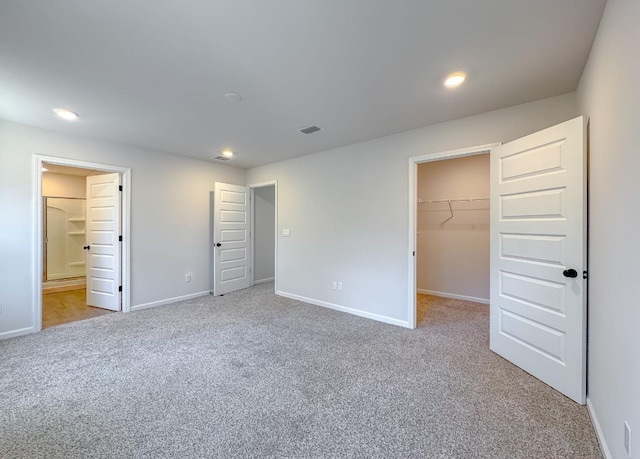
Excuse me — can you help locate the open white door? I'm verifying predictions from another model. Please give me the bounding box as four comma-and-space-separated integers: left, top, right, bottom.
490, 117, 586, 404
85, 173, 121, 311
214, 182, 251, 295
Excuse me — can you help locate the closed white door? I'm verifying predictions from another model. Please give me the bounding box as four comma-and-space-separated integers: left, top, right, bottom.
85, 173, 121, 311
490, 116, 586, 404
214, 182, 251, 295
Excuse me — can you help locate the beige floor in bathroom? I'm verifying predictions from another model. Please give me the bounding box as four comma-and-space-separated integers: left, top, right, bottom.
42, 288, 113, 329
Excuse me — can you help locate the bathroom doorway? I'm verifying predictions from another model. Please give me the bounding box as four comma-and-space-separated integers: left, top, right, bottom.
36, 157, 131, 330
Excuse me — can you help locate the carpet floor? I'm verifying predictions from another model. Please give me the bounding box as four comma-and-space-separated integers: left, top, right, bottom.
0, 283, 601, 458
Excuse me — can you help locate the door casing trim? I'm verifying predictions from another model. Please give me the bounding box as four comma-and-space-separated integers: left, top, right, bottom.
407, 143, 500, 329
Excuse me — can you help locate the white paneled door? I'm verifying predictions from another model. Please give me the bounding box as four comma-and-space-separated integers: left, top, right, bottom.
490, 117, 587, 404
85, 173, 122, 311
214, 182, 251, 295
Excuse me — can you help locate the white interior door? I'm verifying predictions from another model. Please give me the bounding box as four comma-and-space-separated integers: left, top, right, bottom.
85, 173, 121, 311
214, 182, 251, 295
490, 116, 586, 404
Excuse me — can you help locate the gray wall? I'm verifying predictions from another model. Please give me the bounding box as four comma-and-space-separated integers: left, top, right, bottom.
577, 0, 640, 456
247, 93, 578, 326
0, 120, 245, 338
253, 186, 275, 282
417, 154, 489, 302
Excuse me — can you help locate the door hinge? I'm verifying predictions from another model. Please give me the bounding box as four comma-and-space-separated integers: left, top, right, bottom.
583, 271, 588, 279
413, 251, 415, 256
119, 185, 123, 192
119, 235, 123, 242
118, 285, 122, 292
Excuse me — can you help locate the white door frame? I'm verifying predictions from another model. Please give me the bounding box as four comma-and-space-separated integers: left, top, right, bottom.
248, 180, 278, 292
407, 143, 500, 329
34, 155, 132, 331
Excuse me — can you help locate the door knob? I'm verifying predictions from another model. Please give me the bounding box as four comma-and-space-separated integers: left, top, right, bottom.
215, 243, 221, 247
563, 269, 578, 278
83, 245, 90, 250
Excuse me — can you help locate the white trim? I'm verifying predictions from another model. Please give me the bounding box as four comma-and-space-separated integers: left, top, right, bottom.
249, 187, 255, 286
248, 180, 278, 188
0, 327, 36, 341
587, 397, 613, 459
276, 290, 410, 328
417, 289, 489, 305
248, 180, 278, 292
131, 290, 211, 312
407, 143, 499, 330
254, 277, 275, 285
34, 155, 132, 336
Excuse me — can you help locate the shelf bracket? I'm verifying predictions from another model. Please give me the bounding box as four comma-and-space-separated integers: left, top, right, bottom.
442, 200, 454, 224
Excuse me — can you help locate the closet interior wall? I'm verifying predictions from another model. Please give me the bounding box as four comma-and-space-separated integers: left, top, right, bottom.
417, 154, 490, 302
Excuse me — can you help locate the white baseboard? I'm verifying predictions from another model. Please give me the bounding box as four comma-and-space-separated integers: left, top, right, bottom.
131, 290, 211, 312
276, 290, 410, 328
417, 289, 489, 305
587, 397, 613, 459
254, 277, 275, 285
0, 326, 35, 341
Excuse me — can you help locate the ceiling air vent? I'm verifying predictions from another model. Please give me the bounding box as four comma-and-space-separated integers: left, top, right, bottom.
299, 125, 321, 135
213, 155, 230, 161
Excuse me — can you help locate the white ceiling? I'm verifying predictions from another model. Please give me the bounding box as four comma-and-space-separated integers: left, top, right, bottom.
0, 0, 605, 168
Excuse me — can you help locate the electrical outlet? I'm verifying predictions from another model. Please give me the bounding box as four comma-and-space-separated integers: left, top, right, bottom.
337, 282, 343, 291
185, 273, 192, 283
625, 421, 631, 457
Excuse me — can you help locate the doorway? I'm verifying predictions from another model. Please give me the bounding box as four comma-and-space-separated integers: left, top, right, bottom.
250, 182, 277, 289
211, 181, 278, 296
408, 144, 498, 328
34, 156, 131, 332
415, 153, 490, 324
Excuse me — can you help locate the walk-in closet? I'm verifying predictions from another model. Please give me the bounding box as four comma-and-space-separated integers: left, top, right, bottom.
416, 153, 490, 323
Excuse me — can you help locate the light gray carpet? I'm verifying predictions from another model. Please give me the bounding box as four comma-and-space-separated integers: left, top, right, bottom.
0, 284, 601, 458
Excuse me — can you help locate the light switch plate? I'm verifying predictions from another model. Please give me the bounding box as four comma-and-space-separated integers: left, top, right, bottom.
282, 229, 291, 237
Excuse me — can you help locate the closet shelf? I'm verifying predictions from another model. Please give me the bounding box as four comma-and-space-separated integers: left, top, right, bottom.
67, 217, 86, 222
67, 231, 86, 236
417, 197, 489, 223
418, 197, 489, 209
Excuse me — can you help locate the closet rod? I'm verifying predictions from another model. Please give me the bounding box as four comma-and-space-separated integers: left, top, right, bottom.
417, 196, 489, 204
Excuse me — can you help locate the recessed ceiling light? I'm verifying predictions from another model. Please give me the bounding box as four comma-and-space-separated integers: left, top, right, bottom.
53, 108, 79, 121
224, 93, 242, 103
221, 149, 234, 158
444, 72, 466, 88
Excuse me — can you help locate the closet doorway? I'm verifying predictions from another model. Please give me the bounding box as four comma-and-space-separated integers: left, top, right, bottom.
250, 182, 277, 289
408, 143, 498, 328
35, 156, 131, 331
414, 151, 491, 325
